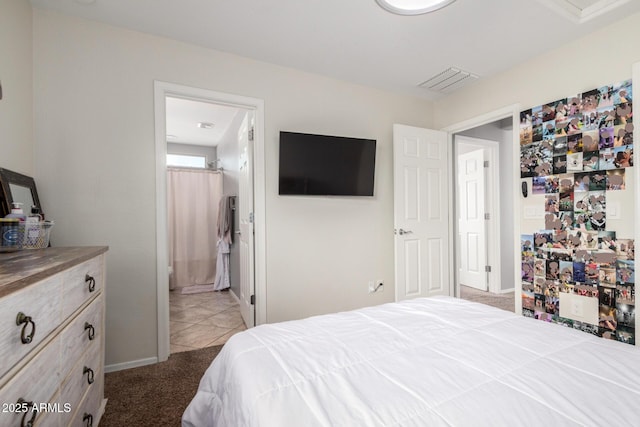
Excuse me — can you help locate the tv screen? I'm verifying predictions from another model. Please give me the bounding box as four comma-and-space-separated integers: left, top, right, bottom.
279, 131, 376, 196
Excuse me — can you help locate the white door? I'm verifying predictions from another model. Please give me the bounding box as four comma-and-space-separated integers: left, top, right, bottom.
238, 112, 255, 327
457, 149, 487, 291
393, 124, 450, 301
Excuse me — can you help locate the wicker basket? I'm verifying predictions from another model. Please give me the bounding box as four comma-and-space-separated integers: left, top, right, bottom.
21, 221, 54, 249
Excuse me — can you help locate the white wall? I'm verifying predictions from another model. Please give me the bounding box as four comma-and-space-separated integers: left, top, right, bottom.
32, 10, 433, 366
0, 0, 33, 175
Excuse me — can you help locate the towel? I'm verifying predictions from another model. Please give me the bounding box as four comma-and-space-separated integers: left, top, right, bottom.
217, 196, 234, 245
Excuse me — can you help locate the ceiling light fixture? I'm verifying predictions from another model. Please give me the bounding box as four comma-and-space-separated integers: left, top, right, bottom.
375, 0, 456, 15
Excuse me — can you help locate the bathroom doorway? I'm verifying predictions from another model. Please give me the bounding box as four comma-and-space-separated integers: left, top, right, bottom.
154, 82, 266, 362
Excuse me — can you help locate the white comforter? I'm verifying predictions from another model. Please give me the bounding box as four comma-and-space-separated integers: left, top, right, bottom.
183, 296, 640, 426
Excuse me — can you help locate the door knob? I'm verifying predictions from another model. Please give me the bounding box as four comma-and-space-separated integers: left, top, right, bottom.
398, 229, 413, 235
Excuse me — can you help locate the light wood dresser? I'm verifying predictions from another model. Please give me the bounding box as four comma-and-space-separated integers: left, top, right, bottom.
0, 247, 108, 427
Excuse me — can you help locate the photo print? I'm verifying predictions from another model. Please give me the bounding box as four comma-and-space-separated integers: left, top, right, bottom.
545, 213, 561, 230
585, 262, 599, 285
616, 239, 635, 261
535, 258, 546, 278
598, 231, 617, 252
599, 286, 616, 307
522, 260, 534, 283
545, 296, 560, 315
553, 155, 567, 174
532, 176, 546, 194
545, 175, 559, 193
616, 284, 635, 305
543, 123, 556, 140
559, 191, 574, 211
521, 234, 534, 258
599, 266, 617, 288
553, 136, 568, 156
588, 172, 606, 191
532, 124, 543, 142
598, 85, 614, 108
581, 88, 600, 113
582, 130, 599, 152
545, 194, 559, 212
520, 142, 541, 177
522, 290, 535, 311
546, 259, 560, 280
560, 260, 573, 284
599, 148, 616, 170
598, 305, 617, 331
616, 325, 635, 345
606, 169, 625, 190
582, 151, 599, 171
613, 80, 632, 105
617, 260, 635, 284
599, 126, 615, 150
589, 211, 606, 231
558, 174, 574, 193
566, 152, 583, 172
567, 133, 583, 153
613, 123, 633, 147
573, 173, 590, 192
575, 283, 598, 298
616, 303, 635, 329
520, 109, 533, 146
613, 145, 633, 168
615, 102, 632, 126
573, 262, 586, 283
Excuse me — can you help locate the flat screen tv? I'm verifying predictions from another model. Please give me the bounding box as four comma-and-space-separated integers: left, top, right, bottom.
279, 131, 376, 196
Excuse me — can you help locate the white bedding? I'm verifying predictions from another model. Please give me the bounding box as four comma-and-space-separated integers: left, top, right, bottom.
182, 296, 640, 426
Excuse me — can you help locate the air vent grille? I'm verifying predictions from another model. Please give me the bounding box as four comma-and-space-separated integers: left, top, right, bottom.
418, 67, 479, 94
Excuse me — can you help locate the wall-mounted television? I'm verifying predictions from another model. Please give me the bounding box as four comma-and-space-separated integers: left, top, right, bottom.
278, 131, 376, 196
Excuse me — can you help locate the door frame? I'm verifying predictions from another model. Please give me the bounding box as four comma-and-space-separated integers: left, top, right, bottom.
454, 136, 500, 293
442, 104, 520, 304
153, 81, 266, 362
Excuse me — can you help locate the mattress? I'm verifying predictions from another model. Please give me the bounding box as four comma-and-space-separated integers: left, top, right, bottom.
182, 296, 640, 426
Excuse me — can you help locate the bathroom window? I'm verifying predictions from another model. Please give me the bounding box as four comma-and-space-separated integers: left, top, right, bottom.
166, 154, 206, 168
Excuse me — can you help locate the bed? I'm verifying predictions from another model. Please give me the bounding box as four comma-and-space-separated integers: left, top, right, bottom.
182, 296, 640, 426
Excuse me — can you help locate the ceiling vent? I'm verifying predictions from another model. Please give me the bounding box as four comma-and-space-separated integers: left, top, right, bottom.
418, 67, 479, 94
537, 0, 629, 23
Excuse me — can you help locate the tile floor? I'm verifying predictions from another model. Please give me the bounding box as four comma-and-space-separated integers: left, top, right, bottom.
169, 290, 246, 354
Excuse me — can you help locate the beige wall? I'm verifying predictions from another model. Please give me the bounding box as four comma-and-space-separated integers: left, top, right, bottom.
32, 10, 433, 366
0, 0, 33, 175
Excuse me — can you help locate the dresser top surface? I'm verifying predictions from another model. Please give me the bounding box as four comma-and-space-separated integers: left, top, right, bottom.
0, 246, 108, 297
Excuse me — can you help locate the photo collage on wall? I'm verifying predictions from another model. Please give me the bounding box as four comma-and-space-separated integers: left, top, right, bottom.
520, 79, 635, 345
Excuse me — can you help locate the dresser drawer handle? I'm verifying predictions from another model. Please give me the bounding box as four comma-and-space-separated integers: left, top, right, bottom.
85, 274, 96, 292
84, 322, 96, 340
16, 312, 36, 344
17, 398, 37, 427
83, 412, 93, 427
83, 366, 95, 385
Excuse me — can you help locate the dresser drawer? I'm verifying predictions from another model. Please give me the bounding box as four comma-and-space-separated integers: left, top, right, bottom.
62, 256, 103, 319
59, 296, 103, 383
0, 274, 63, 380
68, 375, 104, 427
58, 339, 101, 426
0, 334, 61, 427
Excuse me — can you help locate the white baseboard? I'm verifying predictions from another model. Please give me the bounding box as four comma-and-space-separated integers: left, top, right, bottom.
496, 287, 515, 294
229, 287, 240, 303
105, 356, 158, 373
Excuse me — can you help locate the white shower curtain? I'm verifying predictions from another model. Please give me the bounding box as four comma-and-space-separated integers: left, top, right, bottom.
167, 168, 223, 293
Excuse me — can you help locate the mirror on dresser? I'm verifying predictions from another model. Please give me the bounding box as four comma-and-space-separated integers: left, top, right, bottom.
0, 168, 44, 218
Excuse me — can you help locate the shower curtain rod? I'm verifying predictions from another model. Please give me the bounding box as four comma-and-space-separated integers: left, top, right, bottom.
167, 166, 223, 173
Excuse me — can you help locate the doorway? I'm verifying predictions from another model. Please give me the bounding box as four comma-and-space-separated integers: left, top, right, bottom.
450, 114, 517, 311
154, 82, 266, 362
165, 96, 248, 354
